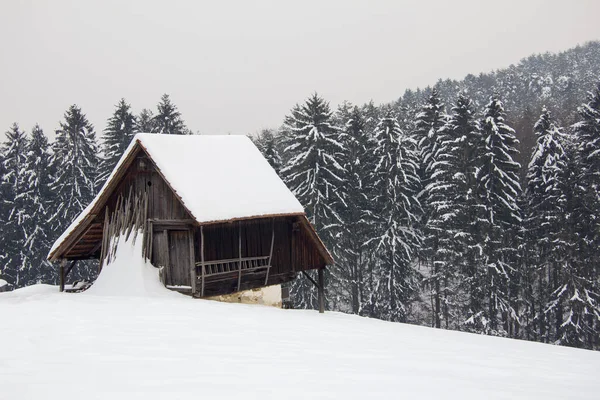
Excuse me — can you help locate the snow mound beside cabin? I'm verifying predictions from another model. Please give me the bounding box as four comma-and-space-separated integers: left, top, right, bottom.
0, 284, 57, 301
84, 231, 178, 298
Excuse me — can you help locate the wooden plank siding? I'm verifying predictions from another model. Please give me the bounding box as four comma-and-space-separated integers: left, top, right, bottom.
191, 216, 327, 291
167, 230, 192, 287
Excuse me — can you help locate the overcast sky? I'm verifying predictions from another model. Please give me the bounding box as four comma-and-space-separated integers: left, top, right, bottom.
1, 0, 599, 138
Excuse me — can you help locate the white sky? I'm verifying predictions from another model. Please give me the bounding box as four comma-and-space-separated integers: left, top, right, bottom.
1, 0, 599, 137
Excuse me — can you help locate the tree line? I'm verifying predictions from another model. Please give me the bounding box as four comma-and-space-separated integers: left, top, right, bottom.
255, 83, 600, 351
0, 94, 189, 286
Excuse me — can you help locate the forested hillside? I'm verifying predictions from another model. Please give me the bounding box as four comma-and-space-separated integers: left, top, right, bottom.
1, 41, 599, 350
256, 41, 600, 350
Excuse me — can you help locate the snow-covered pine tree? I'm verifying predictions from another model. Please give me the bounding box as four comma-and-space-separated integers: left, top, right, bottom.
22, 125, 56, 285
152, 94, 187, 135
280, 94, 346, 310
330, 103, 377, 314
138, 108, 155, 133
0, 140, 6, 282
50, 105, 100, 282
569, 82, 600, 349
51, 105, 99, 227
523, 108, 568, 342
0, 146, 6, 283
1, 123, 30, 287
412, 88, 451, 328
254, 129, 283, 175
369, 110, 421, 322
98, 98, 137, 185
437, 92, 485, 329
471, 94, 522, 335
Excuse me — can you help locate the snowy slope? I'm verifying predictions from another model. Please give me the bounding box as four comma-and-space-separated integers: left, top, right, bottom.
1, 285, 599, 399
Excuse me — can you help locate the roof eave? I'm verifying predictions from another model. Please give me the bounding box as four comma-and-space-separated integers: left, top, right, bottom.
47, 140, 145, 262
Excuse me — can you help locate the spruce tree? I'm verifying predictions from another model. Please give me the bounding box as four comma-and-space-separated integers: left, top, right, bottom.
413, 88, 450, 328
51, 106, 100, 282
22, 125, 55, 285
0, 147, 6, 283
50, 105, 100, 278
331, 103, 377, 314
138, 108, 155, 132
471, 94, 522, 335
414, 88, 447, 187
98, 98, 137, 185
439, 92, 486, 329
254, 129, 282, 175
523, 108, 568, 342
280, 94, 346, 310
1, 123, 30, 287
569, 82, 600, 349
153, 94, 187, 135
369, 110, 421, 322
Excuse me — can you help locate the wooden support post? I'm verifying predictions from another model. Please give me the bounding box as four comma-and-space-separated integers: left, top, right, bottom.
65, 260, 77, 280
318, 268, 325, 314
237, 222, 242, 292
291, 219, 298, 272
59, 260, 66, 292
200, 225, 205, 297
147, 221, 153, 261
99, 207, 109, 271
189, 230, 196, 296
265, 218, 275, 286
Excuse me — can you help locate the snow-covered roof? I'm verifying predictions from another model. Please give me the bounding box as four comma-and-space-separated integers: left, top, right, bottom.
49, 133, 305, 259
138, 133, 304, 222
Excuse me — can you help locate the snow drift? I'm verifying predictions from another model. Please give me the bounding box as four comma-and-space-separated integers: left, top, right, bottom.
84, 231, 176, 298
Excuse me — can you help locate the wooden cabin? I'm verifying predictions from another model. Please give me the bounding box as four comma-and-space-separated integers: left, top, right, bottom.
48, 134, 333, 311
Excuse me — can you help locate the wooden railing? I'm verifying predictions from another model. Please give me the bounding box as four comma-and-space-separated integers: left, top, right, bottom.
192, 220, 276, 297
195, 256, 271, 296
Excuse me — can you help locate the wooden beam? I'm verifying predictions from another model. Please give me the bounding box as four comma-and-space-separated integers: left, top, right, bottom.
89, 240, 103, 256
64, 260, 78, 280
237, 221, 242, 292
300, 269, 325, 313
189, 230, 196, 296
318, 268, 325, 314
147, 221, 153, 261
59, 260, 66, 292
200, 225, 205, 297
298, 216, 334, 265
291, 218, 297, 272
59, 214, 97, 260
148, 219, 196, 225
301, 270, 319, 288
265, 218, 275, 286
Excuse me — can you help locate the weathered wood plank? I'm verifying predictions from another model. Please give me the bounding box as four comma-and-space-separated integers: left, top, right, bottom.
237, 222, 242, 292
318, 268, 325, 314
200, 225, 205, 297
189, 230, 196, 296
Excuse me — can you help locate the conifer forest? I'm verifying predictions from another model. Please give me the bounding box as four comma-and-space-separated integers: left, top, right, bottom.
2, 41, 600, 351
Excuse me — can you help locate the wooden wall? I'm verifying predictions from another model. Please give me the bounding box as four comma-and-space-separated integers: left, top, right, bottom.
197, 216, 327, 278
103, 152, 192, 222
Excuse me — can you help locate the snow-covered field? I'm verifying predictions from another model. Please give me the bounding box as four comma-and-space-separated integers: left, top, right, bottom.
2, 236, 600, 399
1, 284, 598, 400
